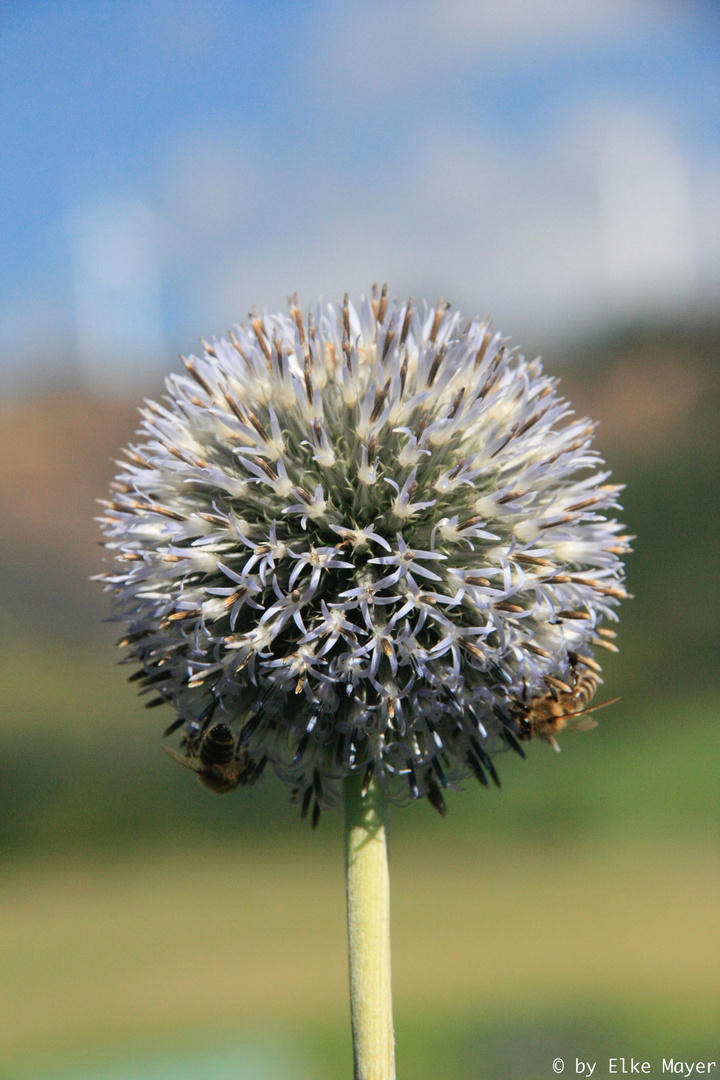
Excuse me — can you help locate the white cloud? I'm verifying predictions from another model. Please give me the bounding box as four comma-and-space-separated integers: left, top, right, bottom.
169, 0, 707, 351
308, 0, 688, 108
161, 131, 255, 243
596, 110, 696, 312
5, 0, 713, 395
65, 198, 167, 394
189, 93, 716, 353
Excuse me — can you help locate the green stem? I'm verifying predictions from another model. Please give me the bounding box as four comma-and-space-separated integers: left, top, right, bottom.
343, 772, 396, 1080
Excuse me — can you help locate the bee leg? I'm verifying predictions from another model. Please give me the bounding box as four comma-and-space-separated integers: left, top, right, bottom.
300, 784, 313, 821
426, 774, 447, 817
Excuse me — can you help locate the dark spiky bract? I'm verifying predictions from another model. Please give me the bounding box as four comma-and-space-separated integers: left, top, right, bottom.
98, 289, 629, 818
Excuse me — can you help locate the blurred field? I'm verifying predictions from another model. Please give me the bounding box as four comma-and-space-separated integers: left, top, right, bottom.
2, 826, 718, 1076
0, 320, 718, 1078
1, 820, 718, 1077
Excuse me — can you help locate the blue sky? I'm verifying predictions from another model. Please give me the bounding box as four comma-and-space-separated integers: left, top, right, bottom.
1, 0, 719, 393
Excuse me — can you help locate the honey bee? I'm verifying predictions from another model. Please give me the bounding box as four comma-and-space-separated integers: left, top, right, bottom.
511, 668, 618, 752
163, 722, 248, 794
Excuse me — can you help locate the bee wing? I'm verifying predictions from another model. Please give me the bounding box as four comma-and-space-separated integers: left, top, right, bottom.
565, 696, 620, 721
162, 745, 203, 773
214, 759, 247, 781
564, 716, 599, 732
560, 695, 621, 732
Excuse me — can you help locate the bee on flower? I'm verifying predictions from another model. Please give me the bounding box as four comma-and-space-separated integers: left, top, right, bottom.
98, 286, 630, 821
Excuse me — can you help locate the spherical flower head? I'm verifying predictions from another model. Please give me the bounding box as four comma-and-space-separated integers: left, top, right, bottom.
98, 288, 630, 821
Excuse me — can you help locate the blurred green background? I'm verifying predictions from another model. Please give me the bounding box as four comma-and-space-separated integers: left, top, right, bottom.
2, 2, 720, 1077
1, 320, 718, 1080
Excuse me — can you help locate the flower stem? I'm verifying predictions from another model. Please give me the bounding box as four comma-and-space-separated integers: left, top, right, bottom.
343, 772, 396, 1080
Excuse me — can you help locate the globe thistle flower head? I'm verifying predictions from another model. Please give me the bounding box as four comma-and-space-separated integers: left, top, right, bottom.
98, 288, 630, 821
